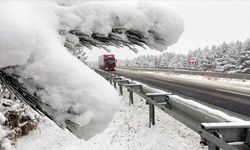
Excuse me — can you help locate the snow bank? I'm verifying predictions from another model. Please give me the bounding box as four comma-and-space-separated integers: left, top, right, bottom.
16, 90, 205, 150
0, 0, 183, 139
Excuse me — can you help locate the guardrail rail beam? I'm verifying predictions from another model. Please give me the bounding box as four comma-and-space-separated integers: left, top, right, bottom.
146, 93, 171, 127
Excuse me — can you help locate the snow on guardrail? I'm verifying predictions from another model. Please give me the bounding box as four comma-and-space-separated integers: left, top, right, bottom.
94, 68, 250, 150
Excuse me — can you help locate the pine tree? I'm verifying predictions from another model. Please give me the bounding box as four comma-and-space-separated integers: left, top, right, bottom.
159, 52, 175, 68
239, 39, 250, 73
200, 47, 214, 71
226, 41, 242, 72
213, 42, 229, 72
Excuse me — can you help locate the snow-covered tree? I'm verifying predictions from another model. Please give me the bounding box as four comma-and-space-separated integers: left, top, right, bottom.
168, 54, 185, 68
127, 38, 250, 74
199, 47, 214, 71
224, 41, 242, 72
159, 52, 175, 68
239, 39, 250, 73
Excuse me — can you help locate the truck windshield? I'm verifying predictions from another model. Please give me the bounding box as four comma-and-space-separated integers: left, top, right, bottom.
105, 58, 115, 64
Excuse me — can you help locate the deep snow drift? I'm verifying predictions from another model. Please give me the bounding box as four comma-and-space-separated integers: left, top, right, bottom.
0, 1, 184, 139
15, 90, 206, 150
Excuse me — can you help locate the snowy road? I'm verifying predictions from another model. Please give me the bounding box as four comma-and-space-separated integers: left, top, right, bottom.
113, 69, 250, 118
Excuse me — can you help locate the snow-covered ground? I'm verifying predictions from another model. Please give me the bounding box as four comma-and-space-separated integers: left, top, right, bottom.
169, 72, 250, 87
14, 89, 206, 150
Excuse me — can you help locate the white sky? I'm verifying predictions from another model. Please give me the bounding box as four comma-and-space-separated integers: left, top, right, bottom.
86, 1, 250, 61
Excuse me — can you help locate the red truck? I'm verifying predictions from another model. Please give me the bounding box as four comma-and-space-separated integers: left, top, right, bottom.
98, 54, 116, 71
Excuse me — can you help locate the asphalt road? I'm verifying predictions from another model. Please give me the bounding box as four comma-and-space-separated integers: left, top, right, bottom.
112, 69, 250, 118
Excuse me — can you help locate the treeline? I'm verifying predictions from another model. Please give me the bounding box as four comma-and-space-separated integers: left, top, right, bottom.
123, 38, 250, 73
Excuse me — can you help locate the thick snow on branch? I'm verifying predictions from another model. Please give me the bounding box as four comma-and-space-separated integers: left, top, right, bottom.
61, 2, 184, 51
0, 1, 183, 139
58, 2, 184, 53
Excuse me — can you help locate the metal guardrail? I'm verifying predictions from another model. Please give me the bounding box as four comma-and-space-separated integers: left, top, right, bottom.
118, 66, 250, 80
94, 68, 250, 150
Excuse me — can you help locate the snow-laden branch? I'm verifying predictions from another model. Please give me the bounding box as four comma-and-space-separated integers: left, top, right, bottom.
0, 1, 184, 139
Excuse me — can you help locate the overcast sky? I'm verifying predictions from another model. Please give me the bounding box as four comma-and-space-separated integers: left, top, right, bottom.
87, 0, 250, 61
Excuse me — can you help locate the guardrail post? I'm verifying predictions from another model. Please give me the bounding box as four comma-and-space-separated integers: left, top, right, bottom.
208, 142, 220, 150
109, 75, 116, 85
207, 131, 222, 150
146, 93, 169, 128
246, 129, 250, 148
129, 90, 133, 106
124, 84, 142, 106
109, 78, 112, 84
117, 80, 129, 95
149, 103, 155, 128
111, 77, 122, 89
119, 84, 123, 95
